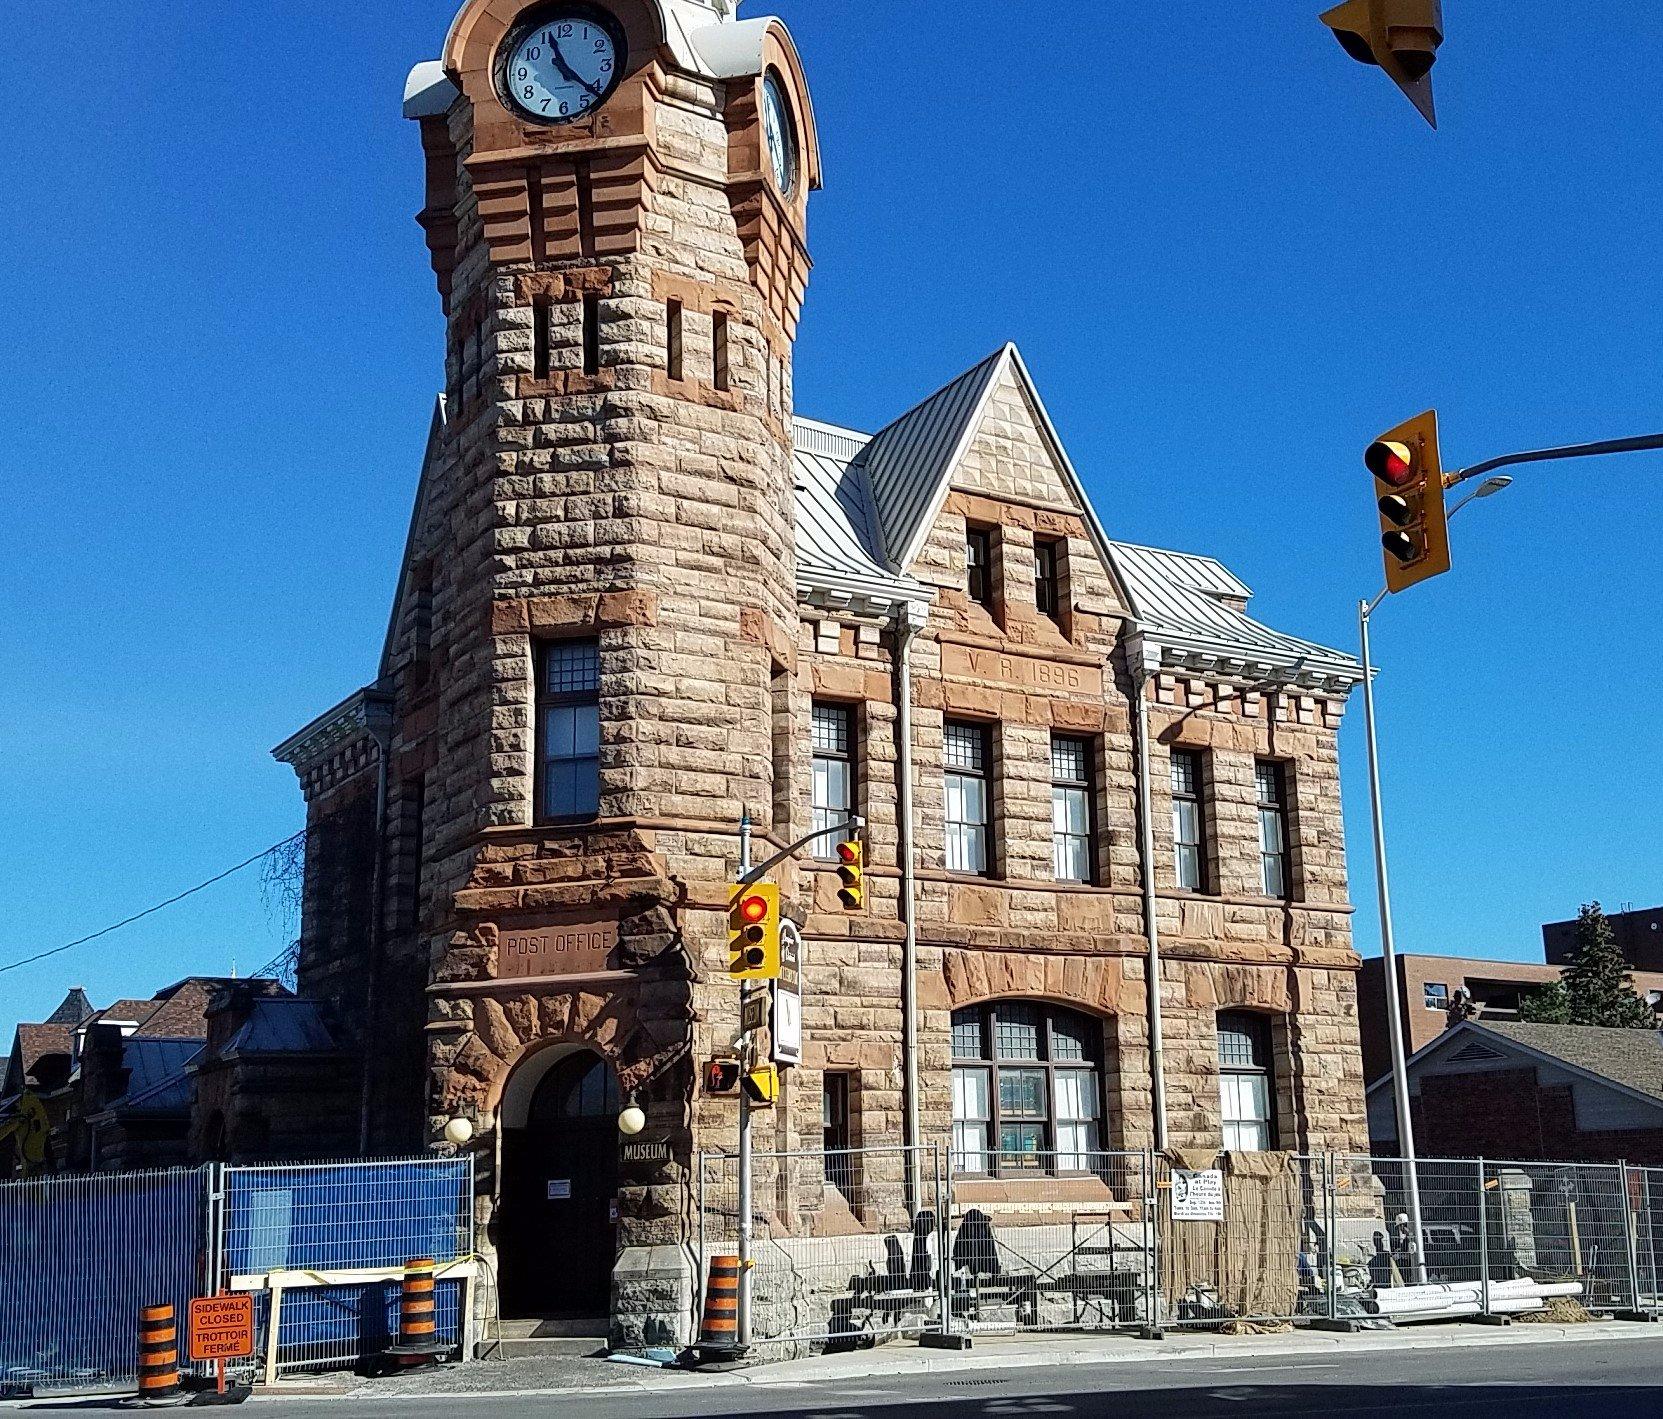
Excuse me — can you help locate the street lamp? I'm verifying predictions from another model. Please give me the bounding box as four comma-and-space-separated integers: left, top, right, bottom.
1359, 476, 1511, 1284
618, 1099, 647, 1137
442, 1117, 474, 1148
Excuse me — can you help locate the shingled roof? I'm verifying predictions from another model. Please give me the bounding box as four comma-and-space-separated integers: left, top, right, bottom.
1476, 1022, 1663, 1106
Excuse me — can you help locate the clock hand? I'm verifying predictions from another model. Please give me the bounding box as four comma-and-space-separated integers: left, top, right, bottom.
548, 39, 604, 102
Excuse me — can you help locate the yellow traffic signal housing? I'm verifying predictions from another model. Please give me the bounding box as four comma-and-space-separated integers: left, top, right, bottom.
727, 882, 781, 981
1321, 0, 1443, 128
835, 838, 864, 911
1368, 409, 1451, 594
742, 1065, 779, 1108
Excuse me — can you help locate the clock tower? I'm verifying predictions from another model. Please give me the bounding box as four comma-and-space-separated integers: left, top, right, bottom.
394, 0, 819, 1338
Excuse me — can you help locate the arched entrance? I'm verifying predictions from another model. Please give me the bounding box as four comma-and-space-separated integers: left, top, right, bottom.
499, 1050, 621, 1318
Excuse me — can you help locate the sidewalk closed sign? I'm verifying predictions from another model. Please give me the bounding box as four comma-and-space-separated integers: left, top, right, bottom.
1171, 1169, 1225, 1222
188, 1295, 255, 1361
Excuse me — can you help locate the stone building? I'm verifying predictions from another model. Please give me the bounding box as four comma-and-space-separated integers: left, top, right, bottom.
273, 0, 1369, 1340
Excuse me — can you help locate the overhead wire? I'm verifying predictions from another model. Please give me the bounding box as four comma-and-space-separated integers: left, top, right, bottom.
0, 831, 305, 978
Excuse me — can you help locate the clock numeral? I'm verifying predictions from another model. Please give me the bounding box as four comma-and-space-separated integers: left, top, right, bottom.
525, 85, 536, 99
557, 22, 574, 37
594, 39, 606, 52
541, 99, 551, 111
527, 46, 541, 60
599, 58, 612, 72
517, 67, 529, 80
559, 101, 570, 115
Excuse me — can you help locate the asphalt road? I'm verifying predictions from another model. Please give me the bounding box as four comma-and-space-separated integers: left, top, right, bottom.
231, 1338, 1662, 1418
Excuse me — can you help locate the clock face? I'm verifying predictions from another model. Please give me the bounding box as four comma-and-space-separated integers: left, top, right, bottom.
500, 7, 625, 124
761, 72, 797, 196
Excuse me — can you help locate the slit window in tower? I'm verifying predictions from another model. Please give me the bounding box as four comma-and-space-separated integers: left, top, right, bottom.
582, 293, 601, 377
667, 299, 684, 382
533, 294, 551, 381
712, 309, 731, 392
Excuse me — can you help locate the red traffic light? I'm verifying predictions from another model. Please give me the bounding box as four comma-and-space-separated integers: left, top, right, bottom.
738, 893, 770, 926
1366, 439, 1416, 488
835, 842, 859, 865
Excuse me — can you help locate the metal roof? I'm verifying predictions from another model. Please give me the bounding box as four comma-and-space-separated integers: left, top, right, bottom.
855, 346, 1006, 571
220, 998, 340, 1058
791, 420, 929, 612
791, 345, 1361, 690
109, 1037, 204, 1116
1112, 541, 1362, 688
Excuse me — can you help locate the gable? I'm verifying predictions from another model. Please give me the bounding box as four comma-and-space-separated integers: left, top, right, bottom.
952, 365, 1082, 513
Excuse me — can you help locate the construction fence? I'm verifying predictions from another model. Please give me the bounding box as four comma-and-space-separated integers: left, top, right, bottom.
0, 1156, 473, 1396
696, 1146, 1663, 1349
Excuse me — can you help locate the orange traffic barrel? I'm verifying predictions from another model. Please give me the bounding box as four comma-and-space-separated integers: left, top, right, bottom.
398, 1258, 438, 1350
698, 1254, 742, 1352
137, 1303, 180, 1400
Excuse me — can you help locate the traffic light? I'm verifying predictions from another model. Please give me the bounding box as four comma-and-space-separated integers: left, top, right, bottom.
1367, 409, 1451, 593
704, 1058, 742, 1096
727, 882, 781, 980
1320, 0, 1443, 128
835, 837, 864, 911
742, 1065, 779, 1108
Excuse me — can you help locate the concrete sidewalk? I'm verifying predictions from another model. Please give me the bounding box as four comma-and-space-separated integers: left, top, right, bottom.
261, 1319, 1662, 1404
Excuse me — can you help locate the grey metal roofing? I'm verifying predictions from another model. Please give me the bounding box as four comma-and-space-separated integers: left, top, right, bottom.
112, 1037, 204, 1116
792, 420, 930, 608
220, 998, 339, 1058
854, 346, 1006, 570
1476, 1022, 1663, 1106
1111, 541, 1362, 681
791, 344, 1361, 685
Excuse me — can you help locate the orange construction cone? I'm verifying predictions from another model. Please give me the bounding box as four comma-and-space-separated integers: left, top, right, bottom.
136, 1303, 180, 1402
697, 1255, 742, 1358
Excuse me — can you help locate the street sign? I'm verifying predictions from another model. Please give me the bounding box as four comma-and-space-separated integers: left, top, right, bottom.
740, 990, 768, 1035
188, 1295, 255, 1362
772, 925, 803, 1067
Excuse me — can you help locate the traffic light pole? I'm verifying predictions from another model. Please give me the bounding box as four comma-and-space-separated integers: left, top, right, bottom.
736, 811, 755, 1351
1446, 431, 1663, 490
1356, 597, 1428, 1285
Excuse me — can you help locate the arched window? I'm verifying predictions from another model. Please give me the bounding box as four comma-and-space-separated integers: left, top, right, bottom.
1217, 1011, 1276, 1151
528, 1052, 619, 1127
951, 1002, 1103, 1176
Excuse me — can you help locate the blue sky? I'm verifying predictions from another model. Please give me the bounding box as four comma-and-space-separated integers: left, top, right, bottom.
2, 1, 1660, 1043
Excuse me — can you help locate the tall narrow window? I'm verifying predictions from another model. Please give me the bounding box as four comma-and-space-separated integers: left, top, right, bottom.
965, 527, 993, 608
666, 299, 684, 382
822, 1073, 853, 1201
945, 722, 992, 875
1218, 1012, 1275, 1151
712, 309, 731, 392
538, 641, 601, 820
581, 292, 601, 377
1256, 760, 1290, 899
951, 1003, 1103, 1176
1035, 539, 1062, 620
1170, 748, 1207, 892
1051, 735, 1095, 883
811, 703, 856, 857
533, 293, 552, 381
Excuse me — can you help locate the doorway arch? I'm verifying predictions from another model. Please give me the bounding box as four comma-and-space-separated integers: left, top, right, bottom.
498, 1049, 621, 1318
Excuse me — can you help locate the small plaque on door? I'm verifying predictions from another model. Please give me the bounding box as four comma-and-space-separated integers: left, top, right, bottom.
546, 1179, 572, 1201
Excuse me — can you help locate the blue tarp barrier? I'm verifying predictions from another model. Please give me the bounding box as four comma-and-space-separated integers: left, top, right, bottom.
0, 1170, 205, 1387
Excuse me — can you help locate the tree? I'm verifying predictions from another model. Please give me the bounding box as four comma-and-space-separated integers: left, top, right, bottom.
1556, 902, 1657, 1030
1519, 979, 1572, 1024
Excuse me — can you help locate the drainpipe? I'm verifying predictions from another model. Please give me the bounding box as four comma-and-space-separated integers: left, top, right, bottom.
359, 694, 395, 1156
893, 600, 927, 1207
1129, 645, 1170, 1154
